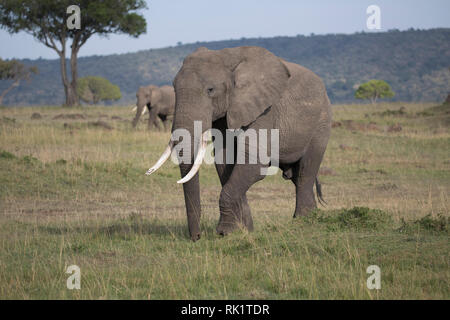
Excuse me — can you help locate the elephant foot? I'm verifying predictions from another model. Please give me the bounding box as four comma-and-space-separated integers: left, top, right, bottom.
218, 192, 254, 235
293, 204, 317, 218
216, 211, 254, 236
190, 232, 201, 242
216, 221, 240, 236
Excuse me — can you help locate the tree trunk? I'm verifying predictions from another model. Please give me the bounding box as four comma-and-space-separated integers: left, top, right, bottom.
65, 85, 78, 106
40, 30, 90, 107
57, 49, 72, 107
57, 40, 80, 107
69, 45, 80, 106
0, 79, 20, 105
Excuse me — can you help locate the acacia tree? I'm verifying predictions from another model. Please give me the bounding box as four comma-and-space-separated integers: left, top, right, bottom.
0, 0, 146, 106
355, 80, 395, 104
77, 76, 121, 104
0, 58, 38, 105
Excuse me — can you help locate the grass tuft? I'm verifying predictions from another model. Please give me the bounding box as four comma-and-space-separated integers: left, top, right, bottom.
304, 207, 393, 231
398, 214, 449, 235
0, 150, 16, 159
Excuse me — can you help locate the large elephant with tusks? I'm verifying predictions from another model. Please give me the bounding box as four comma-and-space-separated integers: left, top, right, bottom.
147, 46, 332, 241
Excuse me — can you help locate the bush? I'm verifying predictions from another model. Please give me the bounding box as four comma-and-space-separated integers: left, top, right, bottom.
77, 76, 121, 104
0, 150, 16, 159
303, 207, 393, 231
398, 214, 449, 234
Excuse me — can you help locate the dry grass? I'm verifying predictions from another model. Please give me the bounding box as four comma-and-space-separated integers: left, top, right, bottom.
0, 102, 448, 299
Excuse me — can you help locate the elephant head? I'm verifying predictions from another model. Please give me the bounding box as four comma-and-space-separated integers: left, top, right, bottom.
172, 46, 289, 130
132, 85, 164, 128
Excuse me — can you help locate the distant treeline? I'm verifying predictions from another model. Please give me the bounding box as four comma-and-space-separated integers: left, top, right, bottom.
1, 28, 449, 105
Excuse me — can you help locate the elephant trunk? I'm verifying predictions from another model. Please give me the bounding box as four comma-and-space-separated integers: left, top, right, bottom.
171, 90, 212, 240
132, 100, 148, 128
132, 104, 144, 128
174, 123, 211, 241
145, 134, 203, 241
177, 130, 209, 184
179, 163, 202, 241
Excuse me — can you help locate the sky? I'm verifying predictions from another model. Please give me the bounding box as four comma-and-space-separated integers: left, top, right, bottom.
0, 0, 449, 60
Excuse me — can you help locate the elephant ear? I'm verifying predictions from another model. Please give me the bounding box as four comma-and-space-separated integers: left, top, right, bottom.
150, 87, 162, 104
225, 47, 290, 129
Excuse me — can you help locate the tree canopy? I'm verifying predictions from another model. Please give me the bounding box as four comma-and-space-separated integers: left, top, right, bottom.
77, 76, 121, 104
0, 0, 147, 106
0, 58, 37, 105
355, 80, 395, 104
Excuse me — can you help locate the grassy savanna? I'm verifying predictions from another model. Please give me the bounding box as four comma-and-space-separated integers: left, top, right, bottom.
0, 102, 448, 299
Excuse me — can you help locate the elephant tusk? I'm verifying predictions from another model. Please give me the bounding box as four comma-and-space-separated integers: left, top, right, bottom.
132, 106, 137, 112
145, 141, 174, 175
177, 130, 210, 184
141, 107, 147, 115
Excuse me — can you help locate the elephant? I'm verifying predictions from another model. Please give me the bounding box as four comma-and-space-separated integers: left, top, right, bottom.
131, 85, 175, 130
146, 46, 332, 241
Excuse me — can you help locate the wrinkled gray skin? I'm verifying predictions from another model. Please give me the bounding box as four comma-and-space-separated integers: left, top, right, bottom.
132, 85, 175, 129
170, 46, 331, 241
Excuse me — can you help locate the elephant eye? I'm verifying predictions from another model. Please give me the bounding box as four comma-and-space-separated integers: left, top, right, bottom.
207, 87, 215, 96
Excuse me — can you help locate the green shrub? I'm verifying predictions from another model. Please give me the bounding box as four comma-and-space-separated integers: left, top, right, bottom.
304, 207, 393, 231
416, 110, 434, 117
21, 155, 39, 165
77, 76, 121, 104
0, 150, 16, 159
398, 214, 449, 234
374, 107, 407, 117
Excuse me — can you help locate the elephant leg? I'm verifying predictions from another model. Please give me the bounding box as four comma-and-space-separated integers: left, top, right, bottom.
132, 114, 140, 128
212, 117, 253, 232
148, 108, 162, 130
163, 120, 171, 131
214, 154, 254, 232
154, 118, 163, 130
291, 133, 328, 217
159, 114, 170, 131
217, 163, 267, 235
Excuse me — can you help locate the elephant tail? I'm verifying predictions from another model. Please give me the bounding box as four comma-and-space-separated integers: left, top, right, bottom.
315, 177, 327, 206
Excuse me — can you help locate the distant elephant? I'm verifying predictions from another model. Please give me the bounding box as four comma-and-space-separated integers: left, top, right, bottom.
132, 85, 175, 129
146, 46, 332, 241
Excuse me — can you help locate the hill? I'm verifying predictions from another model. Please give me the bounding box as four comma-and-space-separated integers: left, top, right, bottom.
1, 28, 449, 105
